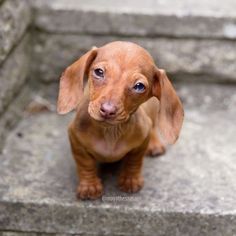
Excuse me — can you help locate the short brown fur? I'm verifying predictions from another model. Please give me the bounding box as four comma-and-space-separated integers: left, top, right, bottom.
57, 41, 184, 199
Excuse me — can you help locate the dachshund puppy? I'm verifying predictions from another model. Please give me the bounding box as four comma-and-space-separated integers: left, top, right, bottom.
57, 41, 184, 200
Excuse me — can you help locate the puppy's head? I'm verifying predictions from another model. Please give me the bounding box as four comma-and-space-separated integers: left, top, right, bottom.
57, 41, 184, 144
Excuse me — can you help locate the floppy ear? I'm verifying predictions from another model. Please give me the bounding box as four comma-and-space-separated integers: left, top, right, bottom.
152, 69, 184, 144
57, 48, 97, 114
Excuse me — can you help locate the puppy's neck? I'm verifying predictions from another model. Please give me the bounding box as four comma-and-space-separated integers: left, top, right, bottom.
102, 122, 129, 142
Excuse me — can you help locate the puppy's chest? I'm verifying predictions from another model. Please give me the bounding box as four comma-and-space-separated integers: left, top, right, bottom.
80, 127, 137, 162
91, 137, 128, 162
87, 130, 134, 162
77, 112, 152, 162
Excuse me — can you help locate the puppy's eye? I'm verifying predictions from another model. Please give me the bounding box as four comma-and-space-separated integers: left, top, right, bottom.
133, 82, 146, 93
93, 68, 104, 79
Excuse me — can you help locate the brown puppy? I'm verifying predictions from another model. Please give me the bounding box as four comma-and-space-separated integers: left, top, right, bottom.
57, 41, 184, 200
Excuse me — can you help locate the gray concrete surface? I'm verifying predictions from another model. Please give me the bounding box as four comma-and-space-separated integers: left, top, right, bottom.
0, 82, 236, 236
31, 0, 236, 39
32, 33, 236, 82
0, 0, 31, 66
0, 232, 74, 236
0, 35, 30, 116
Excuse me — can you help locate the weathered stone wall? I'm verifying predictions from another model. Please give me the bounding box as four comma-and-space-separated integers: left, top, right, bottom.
0, 35, 30, 116
0, 0, 31, 64
0, 0, 31, 150
0, 0, 31, 112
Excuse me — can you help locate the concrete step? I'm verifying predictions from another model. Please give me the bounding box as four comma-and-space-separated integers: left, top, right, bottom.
32, 33, 236, 82
31, 0, 236, 39
0, 82, 236, 236
29, 0, 236, 82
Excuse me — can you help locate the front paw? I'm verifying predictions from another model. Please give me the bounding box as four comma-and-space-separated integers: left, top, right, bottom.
118, 175, 144, 193
146, 142, 165, 157
77, 179, 103, 200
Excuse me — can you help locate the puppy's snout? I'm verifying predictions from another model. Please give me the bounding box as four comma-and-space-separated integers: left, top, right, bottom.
100, 102, 117, 119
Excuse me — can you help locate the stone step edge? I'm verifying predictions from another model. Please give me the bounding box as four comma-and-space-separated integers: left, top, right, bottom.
1, 199, 236, 235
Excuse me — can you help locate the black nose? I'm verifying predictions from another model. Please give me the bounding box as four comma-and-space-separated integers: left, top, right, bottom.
100, 102, 117, 119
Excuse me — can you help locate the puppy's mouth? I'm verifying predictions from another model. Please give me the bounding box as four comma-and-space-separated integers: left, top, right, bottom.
88, 104, 129, 125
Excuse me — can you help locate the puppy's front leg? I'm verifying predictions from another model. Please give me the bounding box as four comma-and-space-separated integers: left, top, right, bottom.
75, 152, 103, 200
69, 128, 103, 200
118, 138, 149, 193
